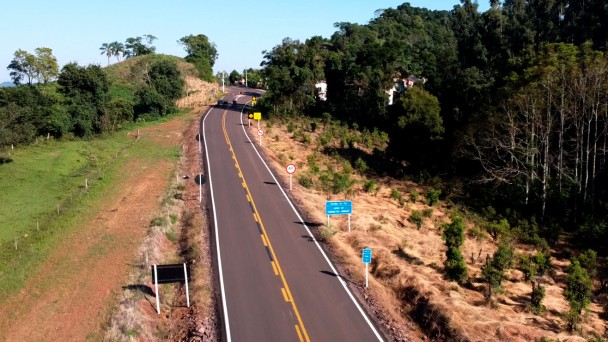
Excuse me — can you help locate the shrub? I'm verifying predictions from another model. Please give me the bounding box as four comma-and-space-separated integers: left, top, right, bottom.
487, 218, 510, 241
319, 226, 337, 240
310, 121, 317, 132
425, 188, 441, 206
302, 132, 312, 146
307, 154, 320, 173
422, 208, 433, 218
390, 188, 402, 201
530, 281, 546, 314
409, 191, 419, 202
298, 175, 313, 189
363, 180, 377, 193
287, 122, 296, 133
409, 210, 423, 229
482, 242, 514, 300
332, 172, 353, 194
564, 259, 593, 331
443, 216, 468, 283
578, 249, 598, 279
354, 157, 368, 174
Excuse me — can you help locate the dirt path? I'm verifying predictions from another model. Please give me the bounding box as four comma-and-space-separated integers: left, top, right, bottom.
0, 118, 189, 342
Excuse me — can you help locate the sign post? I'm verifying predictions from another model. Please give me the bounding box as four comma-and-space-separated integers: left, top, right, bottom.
362, 248, 372, 288
151, 263, 191, 314
253, 112, 261, 129
325, 201, 353, 230
257, 129, 264, 146
248, 112, 253, 126
199, 173, 203, 202
286, 164, 296, 190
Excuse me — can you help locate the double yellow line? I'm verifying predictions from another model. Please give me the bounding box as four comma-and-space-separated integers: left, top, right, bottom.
221, 110, 310, 342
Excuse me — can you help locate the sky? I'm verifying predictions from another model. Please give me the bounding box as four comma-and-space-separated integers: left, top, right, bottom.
0, 1, 490, 83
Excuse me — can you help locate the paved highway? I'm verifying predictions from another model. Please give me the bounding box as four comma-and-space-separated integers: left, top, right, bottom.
202, 88, 384, 341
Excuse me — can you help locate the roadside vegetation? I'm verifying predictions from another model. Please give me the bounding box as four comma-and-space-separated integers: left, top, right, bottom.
0, 37, 219, 340
254, 2, 608, 340
253, 113, 608, 341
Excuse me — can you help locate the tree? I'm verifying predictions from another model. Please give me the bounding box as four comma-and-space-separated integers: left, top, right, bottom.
133, 59, 184, 119
99, 43, 112, 66
179, 34, 217, 81
442, 215, 468, 283
564, 259, 593, 331
58, 63, 110, 136
481, 242, 514, 301
7, 48, 59, 85
229, 70, 241, 85
109, 41, 125, 62
124, 35, 156, 58
0, 103, 36, 146
7, 49, 37, 85
33, 47, 59, 84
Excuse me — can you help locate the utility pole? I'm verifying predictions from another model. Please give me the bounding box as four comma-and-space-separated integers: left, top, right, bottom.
245, 69, 248, 88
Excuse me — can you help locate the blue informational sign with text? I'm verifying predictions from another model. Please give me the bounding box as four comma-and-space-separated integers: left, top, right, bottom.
325, 201, 353, 215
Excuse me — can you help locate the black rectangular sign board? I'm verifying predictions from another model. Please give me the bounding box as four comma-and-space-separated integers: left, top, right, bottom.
152, 263, 191, 284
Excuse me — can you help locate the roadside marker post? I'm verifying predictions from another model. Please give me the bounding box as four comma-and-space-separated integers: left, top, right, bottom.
153, 264, 160, 314
248, 112, 253, 127
362, 248, 372, 288
199, 173, 202, 202
286, 164, 296, 190
325, 201, 353, 231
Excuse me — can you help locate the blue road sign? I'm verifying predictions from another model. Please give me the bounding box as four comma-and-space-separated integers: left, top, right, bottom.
362, 248, 372, 264
325, 201, 353, 215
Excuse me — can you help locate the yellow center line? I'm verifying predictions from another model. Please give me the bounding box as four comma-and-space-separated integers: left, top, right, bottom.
271, 261, 279, 275
281, 287, 290, 302
261, 234, 268, 246
221, 110, 311, 342
295, 325, 304, 342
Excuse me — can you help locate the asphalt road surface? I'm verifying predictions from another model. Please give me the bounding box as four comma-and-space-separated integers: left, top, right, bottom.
202, 88, 384, 342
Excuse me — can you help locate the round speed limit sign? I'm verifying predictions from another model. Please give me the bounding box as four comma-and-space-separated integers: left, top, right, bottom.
286, 164, 296, 174
257, 129, 264, 136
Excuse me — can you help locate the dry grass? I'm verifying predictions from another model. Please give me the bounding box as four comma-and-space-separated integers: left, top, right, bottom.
104, 173, 189, 341
249, 116, 607, 342
177, 76, 220, 109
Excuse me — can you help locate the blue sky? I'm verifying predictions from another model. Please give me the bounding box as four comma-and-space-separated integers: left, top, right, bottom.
0, 1, 490, 82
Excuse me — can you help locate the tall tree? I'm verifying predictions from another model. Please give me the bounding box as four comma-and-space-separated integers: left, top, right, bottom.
7, 49, 37, 85
99, 43, 112, 66
124, 35, 156, 58
178, 34, 217, 81
33, 47, 59, 84
109, 41, 125, 62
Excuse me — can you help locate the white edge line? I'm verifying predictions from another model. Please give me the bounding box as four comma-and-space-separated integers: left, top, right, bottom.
237, 102, 384, 342
202, 103, 232, 342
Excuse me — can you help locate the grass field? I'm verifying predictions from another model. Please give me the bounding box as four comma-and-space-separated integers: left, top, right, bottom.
0, 119, 181, 297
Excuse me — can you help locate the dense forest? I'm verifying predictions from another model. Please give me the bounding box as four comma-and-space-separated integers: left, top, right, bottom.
257, 0, 608, 253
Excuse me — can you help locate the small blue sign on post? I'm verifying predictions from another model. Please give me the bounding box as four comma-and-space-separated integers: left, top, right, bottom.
362, 248, 372, 288
362, 248, 372, 264
325, 201, 353, 215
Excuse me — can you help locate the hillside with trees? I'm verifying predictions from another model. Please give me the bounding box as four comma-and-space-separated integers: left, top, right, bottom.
256, 1, 608, 339
1, 33, 218, 149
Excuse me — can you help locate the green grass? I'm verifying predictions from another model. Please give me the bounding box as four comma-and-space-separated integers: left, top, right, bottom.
0, 117, 182, 298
